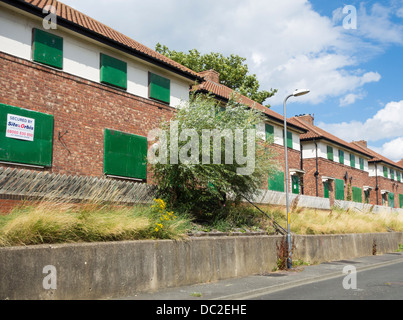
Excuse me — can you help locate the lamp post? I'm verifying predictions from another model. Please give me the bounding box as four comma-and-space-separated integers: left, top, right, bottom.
283, 89, 310, 269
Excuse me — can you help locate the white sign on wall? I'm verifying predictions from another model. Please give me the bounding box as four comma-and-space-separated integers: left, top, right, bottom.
6, 114, 35, 141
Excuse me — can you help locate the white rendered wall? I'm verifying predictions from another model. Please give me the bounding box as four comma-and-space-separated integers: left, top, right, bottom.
0, 5, 191, 108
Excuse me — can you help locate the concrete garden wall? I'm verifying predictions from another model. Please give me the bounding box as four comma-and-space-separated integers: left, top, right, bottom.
1, 232, 402, 300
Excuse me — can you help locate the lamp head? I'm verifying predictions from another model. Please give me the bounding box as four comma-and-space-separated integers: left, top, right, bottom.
293, 89, 310, 97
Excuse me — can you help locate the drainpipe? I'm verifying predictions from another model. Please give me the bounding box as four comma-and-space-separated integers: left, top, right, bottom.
375, 163, 379, 205
300, 143, 304, 195
313, 139, 319, 197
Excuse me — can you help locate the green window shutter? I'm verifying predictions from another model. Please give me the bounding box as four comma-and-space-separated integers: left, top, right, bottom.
265, 124, 274, 141
339, 150, 344, 164
323, 181, 330, 199
383, 166, 388, 178
327, 146, 333, 161
100, 53, 127, 89
399, 194, 403, 208
292, 175, 299, 194
287, 131, 293, 149
359, 158, 364, 170
388, 193, 395, 208
32, 28, 63, 69
104, 129, 147, 180
149, 72, 170, 104
282, 130, 293, 149
352, 187, 362, 203
268, 171, 285, 192
0, 103, 53, 167
350, 154, 355, 168
335, 179, 345, 200
390, 169, 395, 180
397, 172, 401, 182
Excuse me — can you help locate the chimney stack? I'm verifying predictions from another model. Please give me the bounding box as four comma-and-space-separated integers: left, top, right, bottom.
353, 140, 368, 148
198, 69, 220, 83
297, 114, 314, 126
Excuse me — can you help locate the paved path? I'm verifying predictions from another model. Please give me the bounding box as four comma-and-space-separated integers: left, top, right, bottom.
116, 252, 403, 300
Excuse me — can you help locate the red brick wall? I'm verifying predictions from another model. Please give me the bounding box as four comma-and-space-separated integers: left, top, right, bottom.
302, 157, 371, 206
0, 52, 175, 178
369, 176, 401, 207
266, 144, 303, 191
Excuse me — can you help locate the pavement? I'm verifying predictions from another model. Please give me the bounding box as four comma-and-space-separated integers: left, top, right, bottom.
116, 252, 403, 300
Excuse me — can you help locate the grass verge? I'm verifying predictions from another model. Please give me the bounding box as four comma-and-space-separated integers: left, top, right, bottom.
0, 200, 402, 247
0, 200, 191, 247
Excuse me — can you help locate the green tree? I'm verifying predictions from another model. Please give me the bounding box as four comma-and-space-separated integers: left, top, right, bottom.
149, 93, 277, 216
155, 43, 277, 107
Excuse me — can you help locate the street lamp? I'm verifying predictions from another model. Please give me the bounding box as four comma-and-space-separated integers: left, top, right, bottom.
283, 89, 310, 269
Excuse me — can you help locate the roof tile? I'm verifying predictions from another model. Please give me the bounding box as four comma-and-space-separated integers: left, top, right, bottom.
195, 78, 306, 132
19, 0, 200, 79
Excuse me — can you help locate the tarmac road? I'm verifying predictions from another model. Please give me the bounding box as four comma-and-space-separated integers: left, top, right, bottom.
117, 252, 403, 301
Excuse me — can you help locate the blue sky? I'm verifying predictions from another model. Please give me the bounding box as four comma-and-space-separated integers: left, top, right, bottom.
61, 0, 403, 162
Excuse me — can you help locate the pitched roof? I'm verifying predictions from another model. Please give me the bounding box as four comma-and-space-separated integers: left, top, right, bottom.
290, 117, 373, 158
7, 0, 201, 81
194, 78, 307, 133
351, 142, 403, 170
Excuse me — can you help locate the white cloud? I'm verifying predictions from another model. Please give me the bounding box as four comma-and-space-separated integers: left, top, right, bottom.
339, 92, 366, 107
60, 0, 390, 107
356, 3, 403, 45
370, 137, 403, 162
318, 100, 403, 143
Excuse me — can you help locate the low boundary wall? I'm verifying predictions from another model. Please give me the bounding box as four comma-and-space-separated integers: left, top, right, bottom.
1, 232, 402, 300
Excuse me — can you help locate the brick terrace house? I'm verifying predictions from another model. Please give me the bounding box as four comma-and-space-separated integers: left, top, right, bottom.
350, 141, 403, 208
194, 70, 307, 194
0, 0, 202, 178
291, 115, 403, 208
0, 0, 205, 211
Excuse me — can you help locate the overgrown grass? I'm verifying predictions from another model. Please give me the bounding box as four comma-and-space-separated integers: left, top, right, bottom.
259, 205, 403, 235
1, 198, 403, 247
0, 201, 191, 247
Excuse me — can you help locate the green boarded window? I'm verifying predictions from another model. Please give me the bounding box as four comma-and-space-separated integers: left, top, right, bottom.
359, 158, 364, 171
269, 171, 285, 192
100, 53, 127, 89
335, 179, 345, 200
398, 172, 401, 182
364, 190, 370, 204
339, 150, 344, 165
399, 194, 403, 208
352, 187, 362, 203
265, 124, 274, 141
327, 146, 333, 161
32, 28, 63, 69
283, 130, 293, 149
391, 169, 395, 180
350, 154, 355, 168
149, 72, 170, 104
0, 103, 53, 167
104, 129, 147, 180
323, 181, 330, 199
383, 166, 388, 178
389, 193, 395, 208
292, 175, 299, 194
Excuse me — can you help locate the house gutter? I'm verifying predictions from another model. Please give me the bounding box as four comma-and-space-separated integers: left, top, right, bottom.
313, 139, 319, 197
1, 0, 202, 83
